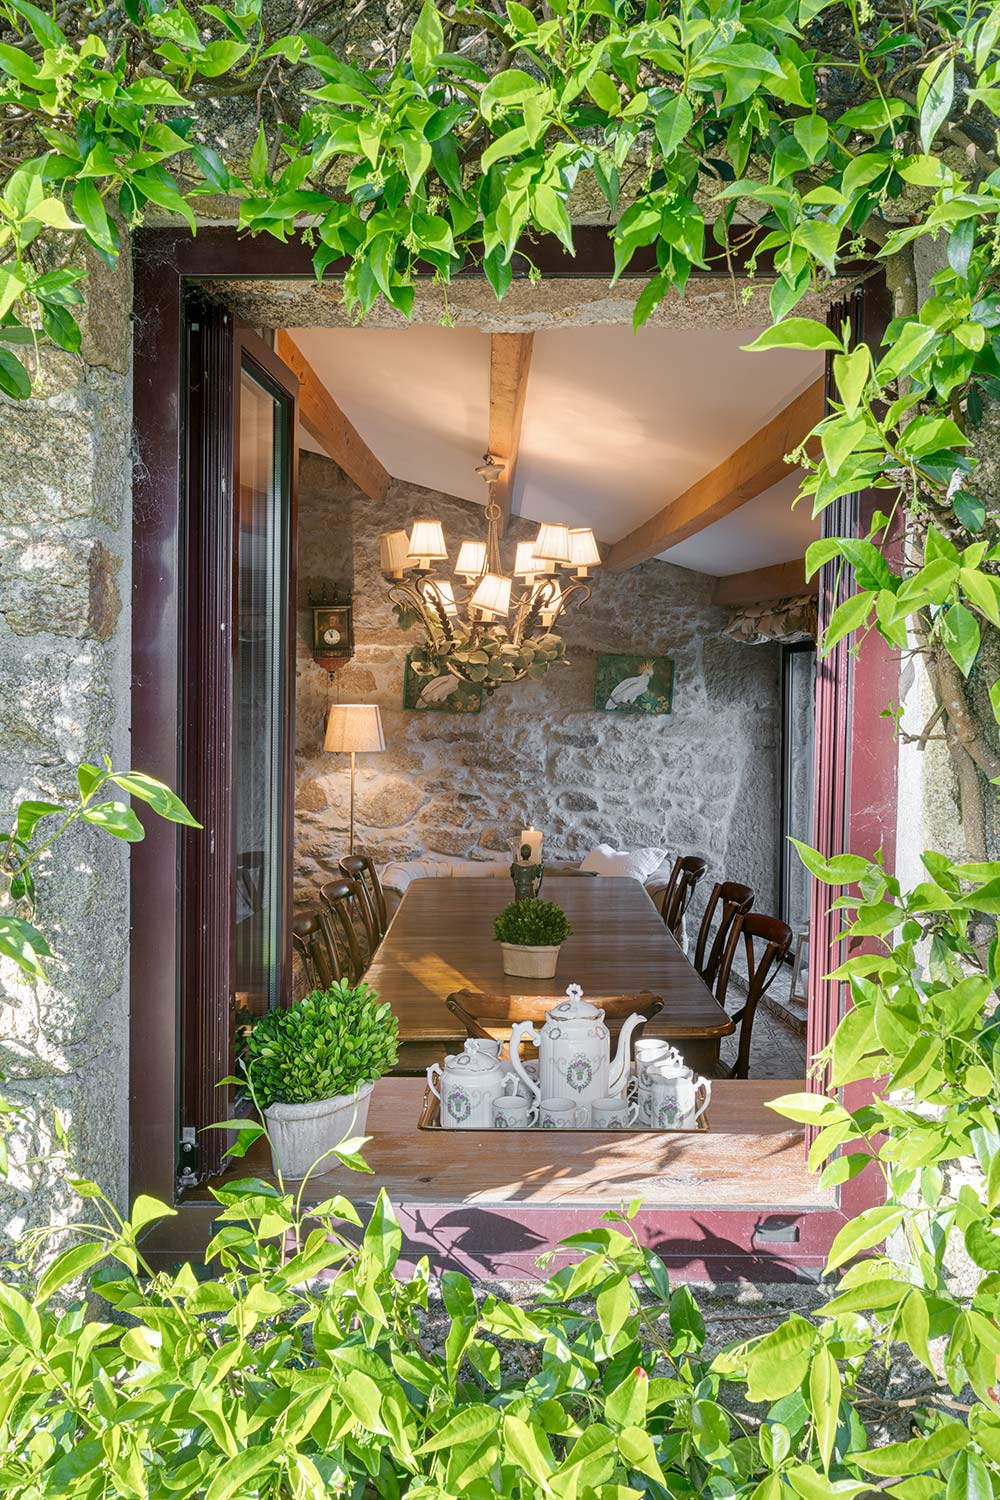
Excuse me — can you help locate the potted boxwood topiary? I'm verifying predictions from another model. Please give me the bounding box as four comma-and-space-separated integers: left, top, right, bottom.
493, 897, 572, 979
244, 980, 398, 1179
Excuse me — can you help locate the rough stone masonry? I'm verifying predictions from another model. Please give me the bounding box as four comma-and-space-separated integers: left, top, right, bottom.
0, 244, 133, 1247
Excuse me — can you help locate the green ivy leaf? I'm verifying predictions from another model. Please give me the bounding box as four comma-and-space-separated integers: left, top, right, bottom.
655, 92, 693, 159
0, 348, 30, 400
953, 488, 986, 532
80, 801, 146, 842
0, 913, 52, 979
939, 600, 981, 677
743, 318, 843, 353
821, 591, 876, 656
410, 0, 443, 86
825, 1204, 907, 1272
917, 55, 955, 153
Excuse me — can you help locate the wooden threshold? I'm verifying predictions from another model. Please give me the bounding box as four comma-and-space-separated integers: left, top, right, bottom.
161, 1079, 836, 1282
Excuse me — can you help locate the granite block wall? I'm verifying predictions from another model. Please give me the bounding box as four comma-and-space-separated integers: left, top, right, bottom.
0, 247, 133, 1245
294, 451, 783, 916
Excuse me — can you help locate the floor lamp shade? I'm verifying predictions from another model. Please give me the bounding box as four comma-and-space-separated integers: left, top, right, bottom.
324, 705, 385, 854
324, 704, 386, 754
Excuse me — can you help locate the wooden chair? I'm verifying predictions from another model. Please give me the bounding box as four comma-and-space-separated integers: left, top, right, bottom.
318, 877, 367, 984
339, 854, 388, 948
713, 912, 793, 1079
659, 855, 707, 939
446, 989, 664, 1052
292, 910, 340, 990
693, 881, 755, 988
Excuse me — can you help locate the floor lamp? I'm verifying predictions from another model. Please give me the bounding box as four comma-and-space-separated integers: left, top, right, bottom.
324, 704, 386, 855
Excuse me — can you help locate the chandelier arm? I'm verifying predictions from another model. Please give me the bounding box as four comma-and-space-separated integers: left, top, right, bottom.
561, 579, 594, 613
387, 580, 450, 643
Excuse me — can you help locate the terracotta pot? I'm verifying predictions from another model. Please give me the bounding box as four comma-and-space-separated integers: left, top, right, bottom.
263, 1081, 374, 1179
499, 941, 562, 979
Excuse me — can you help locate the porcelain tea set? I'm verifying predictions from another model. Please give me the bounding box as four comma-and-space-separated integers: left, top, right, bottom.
426, 985, 711, 1132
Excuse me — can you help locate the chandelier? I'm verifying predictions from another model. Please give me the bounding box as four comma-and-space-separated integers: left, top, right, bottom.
379, 457, 601, 692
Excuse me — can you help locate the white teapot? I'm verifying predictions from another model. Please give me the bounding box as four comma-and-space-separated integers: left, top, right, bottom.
427, 1050, 516, 1128
509, 984, 647, 1107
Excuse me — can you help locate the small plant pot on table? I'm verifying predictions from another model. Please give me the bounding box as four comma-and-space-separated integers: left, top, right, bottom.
493, 897, 571, 981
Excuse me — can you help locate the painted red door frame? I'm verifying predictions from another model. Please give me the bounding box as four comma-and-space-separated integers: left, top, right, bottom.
131, 228, 895, 1275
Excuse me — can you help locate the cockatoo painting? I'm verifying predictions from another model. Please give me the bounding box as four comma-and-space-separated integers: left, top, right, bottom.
403, 656, 484, 714
595, 654, 674, 715
417, 674, 461, 709
605, 660, 655, 710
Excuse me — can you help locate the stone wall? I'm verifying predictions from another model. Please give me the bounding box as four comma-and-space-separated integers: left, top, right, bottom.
294, 451, 783, 916
0, 247, 133, 1244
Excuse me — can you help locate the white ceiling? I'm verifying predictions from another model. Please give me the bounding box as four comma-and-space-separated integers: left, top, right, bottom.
288, 324, 823, 577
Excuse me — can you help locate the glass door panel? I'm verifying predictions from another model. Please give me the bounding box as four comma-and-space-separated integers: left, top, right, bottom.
179, 307, 297, 1187
234, 365, 292, 1020
780, 643, 817, 932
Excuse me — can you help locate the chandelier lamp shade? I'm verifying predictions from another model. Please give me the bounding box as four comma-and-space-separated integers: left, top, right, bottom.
379, 456, 601, 693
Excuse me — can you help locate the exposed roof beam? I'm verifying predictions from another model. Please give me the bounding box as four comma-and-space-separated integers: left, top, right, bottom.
489, 333, 534, 533
604, 376, 825, 572
711, 558, 817, 607
276, 331, 390, 502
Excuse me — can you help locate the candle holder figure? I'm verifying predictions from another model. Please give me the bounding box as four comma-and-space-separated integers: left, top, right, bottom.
510, 858, 544, 901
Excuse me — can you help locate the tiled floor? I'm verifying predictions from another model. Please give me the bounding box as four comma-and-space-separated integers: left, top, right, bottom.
716, 961, 808, 1080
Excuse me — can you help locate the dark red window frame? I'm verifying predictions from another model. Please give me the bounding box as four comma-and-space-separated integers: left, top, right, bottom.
131, 228, 895, 1274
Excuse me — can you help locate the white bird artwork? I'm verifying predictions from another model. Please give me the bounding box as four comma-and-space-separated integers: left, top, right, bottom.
605, 660, 655, 711
417, 674, 461, 708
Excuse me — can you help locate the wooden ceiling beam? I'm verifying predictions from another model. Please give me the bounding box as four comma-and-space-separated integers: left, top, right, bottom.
604, 376, 826, 572
711, 557, 816, 607
489, 333, 534, 533
276, 330, 390, 502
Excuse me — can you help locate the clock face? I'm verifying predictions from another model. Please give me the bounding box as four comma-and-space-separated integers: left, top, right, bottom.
322, 626, 342, 645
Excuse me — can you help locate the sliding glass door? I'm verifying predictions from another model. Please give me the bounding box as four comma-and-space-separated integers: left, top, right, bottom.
234, 362, 293, 1019
179, 304, 297, 1183
779, 643, 817, 934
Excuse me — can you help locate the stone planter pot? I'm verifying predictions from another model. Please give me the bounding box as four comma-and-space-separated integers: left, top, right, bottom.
263, 1081, 375, 1179
499, 942, 562, 979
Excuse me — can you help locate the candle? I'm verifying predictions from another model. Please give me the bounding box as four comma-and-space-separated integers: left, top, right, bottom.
518, 827, 543, 865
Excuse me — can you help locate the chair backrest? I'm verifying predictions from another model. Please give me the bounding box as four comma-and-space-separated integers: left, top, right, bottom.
693, 880, 755, 987
339, 854, 387, 945
292, 910, 340, 990
660, 855, 707, 937
714, 911, 793, 1079
318, 877, 366, 984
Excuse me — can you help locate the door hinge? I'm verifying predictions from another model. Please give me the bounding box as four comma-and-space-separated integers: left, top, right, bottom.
177, 1125, 200, 1188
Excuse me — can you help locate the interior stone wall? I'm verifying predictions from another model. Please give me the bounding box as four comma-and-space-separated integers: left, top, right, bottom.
0, 246, 133, 1245
294, 451, 783, 917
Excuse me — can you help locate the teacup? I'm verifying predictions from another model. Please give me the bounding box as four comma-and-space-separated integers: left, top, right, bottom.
650, 1072, 711, 1131
464, 1038, 501, 1060
590, 1094, 639, 1130
634, 1039, 685, 1088
493, 1095, 538, 1129
538, 1096, 590, 1129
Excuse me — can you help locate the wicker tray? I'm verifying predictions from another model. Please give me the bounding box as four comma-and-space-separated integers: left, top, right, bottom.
418, 1087, 709, 1134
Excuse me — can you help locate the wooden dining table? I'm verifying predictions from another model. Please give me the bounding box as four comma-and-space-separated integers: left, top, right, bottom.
365, 875, 734, 1074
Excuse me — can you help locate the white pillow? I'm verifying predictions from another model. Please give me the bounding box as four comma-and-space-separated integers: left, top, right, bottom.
579, 843, 668, 882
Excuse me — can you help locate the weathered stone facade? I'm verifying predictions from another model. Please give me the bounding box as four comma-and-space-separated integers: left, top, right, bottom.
0, 244, 133, 1245
294, 452, 783, 912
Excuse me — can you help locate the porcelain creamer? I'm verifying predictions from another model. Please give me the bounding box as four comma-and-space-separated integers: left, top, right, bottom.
427, 1050, 516, 1128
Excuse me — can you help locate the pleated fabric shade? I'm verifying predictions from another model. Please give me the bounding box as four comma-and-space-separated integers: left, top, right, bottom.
324, 704, 385, 754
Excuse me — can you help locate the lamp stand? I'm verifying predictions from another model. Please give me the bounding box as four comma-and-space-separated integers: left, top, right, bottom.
349, 750, 356, 855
